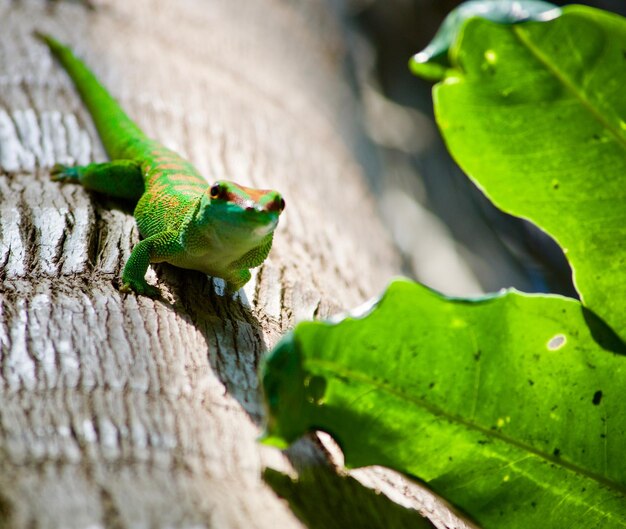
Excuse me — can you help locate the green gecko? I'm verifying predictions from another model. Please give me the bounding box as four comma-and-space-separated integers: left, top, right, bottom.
36, 33, 285, 297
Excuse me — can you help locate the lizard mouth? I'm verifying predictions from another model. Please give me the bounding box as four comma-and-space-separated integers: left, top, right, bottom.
218, 209, 279, 231
252, 220, 279, 237
201, 199, 280, 232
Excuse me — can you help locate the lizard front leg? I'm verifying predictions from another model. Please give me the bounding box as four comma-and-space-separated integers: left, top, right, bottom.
51, 160, 144, 200
225, 269, 252, 293
121, 230, 181, 297
224, 235, 274, 292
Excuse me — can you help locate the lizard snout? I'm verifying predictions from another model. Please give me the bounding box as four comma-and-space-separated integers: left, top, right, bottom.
265, 195, 286, 213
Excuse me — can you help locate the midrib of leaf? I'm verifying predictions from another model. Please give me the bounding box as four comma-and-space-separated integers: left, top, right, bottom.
309, 357, 626, 500
511, 24, 626, 151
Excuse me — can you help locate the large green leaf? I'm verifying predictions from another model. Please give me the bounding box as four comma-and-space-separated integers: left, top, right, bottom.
412, 5, 626, 340
261, 280, 626, 529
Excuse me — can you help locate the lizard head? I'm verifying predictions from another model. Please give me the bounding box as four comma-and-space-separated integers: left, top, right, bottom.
198, 180, 285, 237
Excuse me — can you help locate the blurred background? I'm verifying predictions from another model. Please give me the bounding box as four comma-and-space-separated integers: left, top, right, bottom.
335, 0, 626, 297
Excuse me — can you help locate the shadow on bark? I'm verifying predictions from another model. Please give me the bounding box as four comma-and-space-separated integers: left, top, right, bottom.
166, 268, 438, 528
263, 466, 435, 529
0, 487, 12, 529
164, 263, 269, 419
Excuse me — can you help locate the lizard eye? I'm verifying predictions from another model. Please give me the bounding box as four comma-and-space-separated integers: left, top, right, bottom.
279, 197, 286, 211
210, 182, 222, 199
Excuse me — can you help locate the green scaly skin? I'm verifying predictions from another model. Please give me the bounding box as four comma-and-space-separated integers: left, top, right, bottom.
37, 33, 285, 297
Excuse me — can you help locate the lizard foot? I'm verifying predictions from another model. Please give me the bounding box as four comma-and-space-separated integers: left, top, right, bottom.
120, 279, 160, 298
224, 270, 252, 295
50, 163, 79, 183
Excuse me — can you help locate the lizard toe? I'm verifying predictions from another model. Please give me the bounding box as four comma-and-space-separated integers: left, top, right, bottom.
121, 280, 160, 298
50, 164, 79, 182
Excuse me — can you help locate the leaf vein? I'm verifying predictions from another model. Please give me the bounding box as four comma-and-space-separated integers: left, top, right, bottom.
511, 25, 626, 150
309, 358, 626, 498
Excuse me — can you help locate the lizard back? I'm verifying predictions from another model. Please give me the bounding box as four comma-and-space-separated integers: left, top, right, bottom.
38, 33, 211, 234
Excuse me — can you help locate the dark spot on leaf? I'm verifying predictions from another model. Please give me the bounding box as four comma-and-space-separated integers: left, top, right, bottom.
477, 439, 488, 445
474, 350, 481, 361
528, 379, 534, 386
531, 502, 537, 508
428, 382, 436, 389
553, 448, 561, 457
336, 374, 350, 385
600, 433, 606, 438
304, 375, 327, 405
551, 405, 558, 411
581, 487, 586, 493
592, 390, 603, 405
448, 456, 453, 461
587, 362, 596, 369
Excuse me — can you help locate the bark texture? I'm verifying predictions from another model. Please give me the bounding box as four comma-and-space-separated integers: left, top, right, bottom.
0, 1, 473, 528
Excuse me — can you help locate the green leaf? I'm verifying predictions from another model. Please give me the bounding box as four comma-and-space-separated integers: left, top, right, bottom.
261, 280, 626, 529
409, 0, 561, 81
416, 6, 626, 339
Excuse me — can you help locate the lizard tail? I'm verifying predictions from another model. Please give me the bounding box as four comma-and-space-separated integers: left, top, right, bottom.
35, 31, 147, 159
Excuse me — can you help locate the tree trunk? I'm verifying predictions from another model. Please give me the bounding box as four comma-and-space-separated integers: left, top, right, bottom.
0, 1, 473, 528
